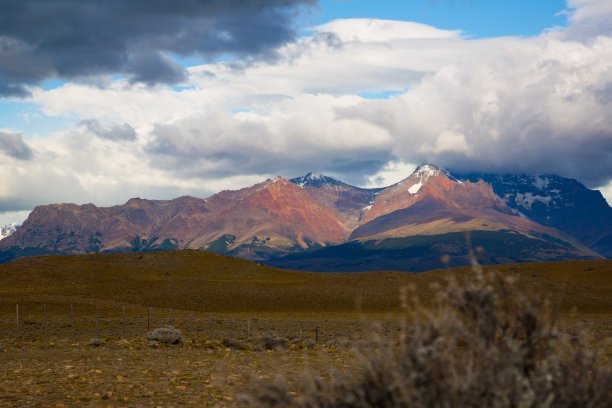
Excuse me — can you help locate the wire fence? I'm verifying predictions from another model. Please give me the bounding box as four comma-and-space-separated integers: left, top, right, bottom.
0, 303, 390, 345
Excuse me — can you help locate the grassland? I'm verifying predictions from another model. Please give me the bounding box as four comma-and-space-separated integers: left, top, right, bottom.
0, 250, 610, 407
0, 249, 610, 315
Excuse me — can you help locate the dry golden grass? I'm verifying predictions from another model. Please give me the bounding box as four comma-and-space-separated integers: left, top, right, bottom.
0, 250, 610, 317
0, 250, 609, 345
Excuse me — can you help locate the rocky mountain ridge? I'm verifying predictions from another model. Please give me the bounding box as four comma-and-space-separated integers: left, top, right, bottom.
458, 173, 612, 257
0, 164, 608, 270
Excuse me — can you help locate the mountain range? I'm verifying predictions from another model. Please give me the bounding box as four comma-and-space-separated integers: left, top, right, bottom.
1, 164, 610, 271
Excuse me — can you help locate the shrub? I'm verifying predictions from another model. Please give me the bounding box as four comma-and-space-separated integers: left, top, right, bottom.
244, 266, 612, 407
89, 337, 104, 347
146, 326, 183, 345
255, 336, 288, 351
223, 338, 249, 350
302, 338, 317, 349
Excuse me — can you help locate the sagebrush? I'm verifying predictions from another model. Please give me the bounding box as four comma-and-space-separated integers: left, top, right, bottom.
245, 265, 612, 407
146, 326, 183, 344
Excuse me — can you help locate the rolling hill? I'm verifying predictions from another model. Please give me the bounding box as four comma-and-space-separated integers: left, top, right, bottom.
0, 250, 610, 315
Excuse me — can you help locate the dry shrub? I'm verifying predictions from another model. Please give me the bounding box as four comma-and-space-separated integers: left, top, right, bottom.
89, 337, 104, 347
254, 336, 289, 351
223, 338, 250, 350
146, 326, 183, 345
244, 265, 612, 407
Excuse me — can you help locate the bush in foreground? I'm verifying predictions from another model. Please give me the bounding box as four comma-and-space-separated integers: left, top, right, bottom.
146, 326, 183, 345
244, 265, 612, 407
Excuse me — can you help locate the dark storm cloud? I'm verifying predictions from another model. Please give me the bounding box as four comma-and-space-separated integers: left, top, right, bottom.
0, 131, 33, 160
0, 0, 317, 96
80, 119, 137, 141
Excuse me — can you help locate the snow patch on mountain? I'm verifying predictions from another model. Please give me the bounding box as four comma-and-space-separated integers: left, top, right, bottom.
510, 193, 552, 210
408, 181, 422, 194
533, 176, 550, 190
0, 223, 18, 241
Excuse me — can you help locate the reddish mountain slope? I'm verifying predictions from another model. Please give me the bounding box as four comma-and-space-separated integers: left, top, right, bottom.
353, 165, 596, 256
2, 196, 213, 254
192, 177, 351, 253
0, 177, 351, 259
361, 165, 510, 224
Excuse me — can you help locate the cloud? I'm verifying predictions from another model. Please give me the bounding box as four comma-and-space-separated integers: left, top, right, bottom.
146, 94, 393, 181
0, 126, 218, 217
0, 130, 33, 160
0, 0, 317, 96
335, 34, 612, 187
2, 0, 611, 224
561, 0, 612, 40
363, 161, 418, 188
79, 119, 136, 141
312, 18, 462, 42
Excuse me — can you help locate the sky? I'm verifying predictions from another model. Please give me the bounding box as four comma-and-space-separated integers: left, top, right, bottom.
1, 0, 612, 225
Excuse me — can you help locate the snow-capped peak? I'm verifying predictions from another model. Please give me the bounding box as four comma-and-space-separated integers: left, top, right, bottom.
413, 164, 448, 178
306, 172, 324, 180
403, 164, 456, 195
290, 172, 343, 189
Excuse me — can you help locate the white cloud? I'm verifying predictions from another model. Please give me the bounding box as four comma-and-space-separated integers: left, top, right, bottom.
340, 34, 612, 187
311, 19, 461, 42
420, 130, 471, 155
562, 0, 612, 39
364, 161, 418, 188
598, 181, 612, 206
0, 210, 31, 226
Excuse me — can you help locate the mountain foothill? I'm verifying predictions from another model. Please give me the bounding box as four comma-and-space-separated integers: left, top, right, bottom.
1, 164, 610, 272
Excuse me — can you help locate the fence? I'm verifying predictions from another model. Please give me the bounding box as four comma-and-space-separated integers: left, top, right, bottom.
1, 303, 385, 344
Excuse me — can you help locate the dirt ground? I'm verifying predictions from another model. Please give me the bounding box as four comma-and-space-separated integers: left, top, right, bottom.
0, 338, 355, 408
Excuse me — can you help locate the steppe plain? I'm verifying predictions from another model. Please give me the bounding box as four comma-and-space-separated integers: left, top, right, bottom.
1, 250, 610, 407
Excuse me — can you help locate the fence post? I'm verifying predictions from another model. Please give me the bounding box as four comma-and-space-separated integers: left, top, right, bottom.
70, 304, 74, 340
210, 313, 214, 341
95, 305, 99, 338
266, 319, 270, 338
44, 304, 48, 346
148, 307, 151, 333
190, 311, 193, 339
122, 306, 126, 339
299, 327, 303, 343
16, 304, 20, 341
169, 309, 173, 325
